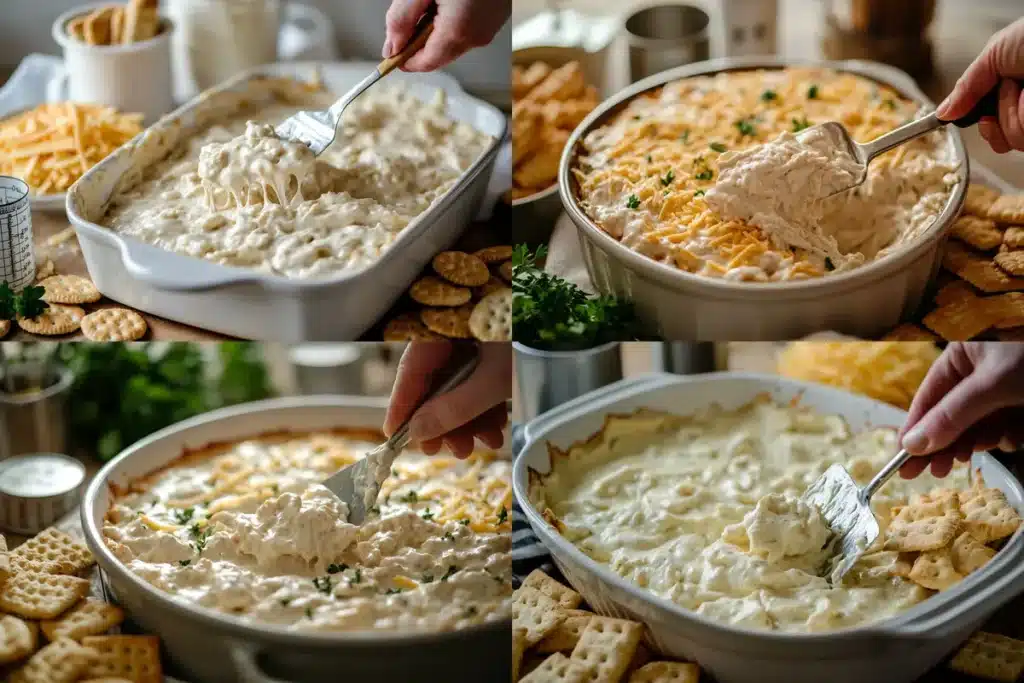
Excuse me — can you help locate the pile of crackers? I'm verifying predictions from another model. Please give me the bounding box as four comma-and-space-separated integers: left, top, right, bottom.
884, 475, 1021, 592
513, 569, 700, 683
65, 0, 161, 46
0, 528, 162, 683
0, 273, 148, 341
509, 62, 599, 201
884, 184, 1024, 342
382, 247, 512, 342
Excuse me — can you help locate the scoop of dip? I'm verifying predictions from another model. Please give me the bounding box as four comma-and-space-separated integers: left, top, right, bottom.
722, 493, 832, 563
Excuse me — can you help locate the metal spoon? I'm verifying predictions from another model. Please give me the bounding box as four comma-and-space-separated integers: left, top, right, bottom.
814, 82, 1010, 198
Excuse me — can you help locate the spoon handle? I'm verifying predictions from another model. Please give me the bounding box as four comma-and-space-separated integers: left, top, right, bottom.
948, 81, 1024, 128
860, 112, 942, 164
861, 449, 913, 502
378, 3, 437, 77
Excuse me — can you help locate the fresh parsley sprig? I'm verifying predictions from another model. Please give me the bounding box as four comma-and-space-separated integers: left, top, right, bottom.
0, 282, 49, 320
511, 246, 642, 351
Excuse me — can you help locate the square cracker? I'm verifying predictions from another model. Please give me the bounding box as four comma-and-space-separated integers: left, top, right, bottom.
908, 546, 963, 591
522, 569, 582, 609
570, 616, 644, 683
884, 495, 962, 552
0, 572, 90, 620
965, 184, 1001, 217
11, 527, 94, 576
934, 279, 977, 306
513, 586, 566, 647
0, 614, 38, 666
950, 530, 996, 575
81, 635, 162, 683
949, 632, 1024, 683
943, 241, 1024, 293
951, 215, 1003, 251
513, 627, 528, 681
41, 598, 125, 642
958, 486, 1022, 543
988, 194, 1024, 224
922, 297, 995, 341
9, 637, 96, 683
520, 652, 591, 683
536, 614, 593, 654
628, 661, 701, 683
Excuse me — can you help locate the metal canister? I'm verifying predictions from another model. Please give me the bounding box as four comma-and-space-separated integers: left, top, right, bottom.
0, 363, 73, 461
514, 342, 623, 421
624, 4, 710, 84
0, 453, 86, 534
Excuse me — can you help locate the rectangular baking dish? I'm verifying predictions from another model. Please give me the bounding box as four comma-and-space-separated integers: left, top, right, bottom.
557, 57, 970, 340
66, 61, 507, 341
513, 372, 1024, 683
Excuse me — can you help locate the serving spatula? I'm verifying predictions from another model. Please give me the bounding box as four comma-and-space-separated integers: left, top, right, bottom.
274, 4, 436, 156
322, 344, 480, 525
810, 82, 1009, 198
802, 448, 913, 583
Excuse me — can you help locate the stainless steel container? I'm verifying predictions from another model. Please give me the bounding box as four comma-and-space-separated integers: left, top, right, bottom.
0, 452, 85, 535
0, 362, 73, 460
288, 344, 365, 395
514, 342, 623, 421
624, 4, 710, 84
655, 342, 719, 375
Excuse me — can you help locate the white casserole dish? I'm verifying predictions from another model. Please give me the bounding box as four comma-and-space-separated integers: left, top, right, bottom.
513, 372, 1024, 683
558, 57, 970, 341
65, 61, 507, 341
81, 396, 510, 683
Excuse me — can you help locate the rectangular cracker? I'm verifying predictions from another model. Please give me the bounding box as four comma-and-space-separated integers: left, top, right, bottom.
513, 586, 566, 647
0, 572, 90, 619
908, 547, 963, 591
0, 614, 39, 666
951, 530, 996, 575
884, 495, 962, 552
40, 598, 125, 642
965, 184, 1001, 217
536, 614, 593, 654
9, 637, 96, 683
522, 569, 583, 609
988, 194, 1024, 224
11, 527, 94, 576
520, 652, 592, 683
989, 292, 1024, 329
891, 552, 916, 578
922, 297, 995, 341
81, 635, 162, 683
949, 632, 1024, 683
513, 627, 527, 681
934, 279, 977, 306
958, 486, 1022, 543
943, 241, 1024, 293
951, 215, 1003, 251
570, 616, 644, 683
881, 323, 938, 342
629, 661, 701, 683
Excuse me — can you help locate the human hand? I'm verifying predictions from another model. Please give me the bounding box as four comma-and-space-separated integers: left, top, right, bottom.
383, 0, 510, 72
936, 17, 1024, 153
383, 341, 512, 458
898, 342, 1024, 479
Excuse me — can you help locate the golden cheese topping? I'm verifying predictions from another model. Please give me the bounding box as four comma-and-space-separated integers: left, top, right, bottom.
531, 398, 972, 632
572, 68, 959, 281
103, 431, 512, 632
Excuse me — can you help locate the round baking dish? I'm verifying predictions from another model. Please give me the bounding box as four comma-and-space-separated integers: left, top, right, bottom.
81, 396, 510, 683
557, 56, 970, 340
513, 372, 1024, 683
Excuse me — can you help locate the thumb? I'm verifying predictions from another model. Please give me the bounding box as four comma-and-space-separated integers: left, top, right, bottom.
938, 20, 1024, 120
383, 0, 434, 57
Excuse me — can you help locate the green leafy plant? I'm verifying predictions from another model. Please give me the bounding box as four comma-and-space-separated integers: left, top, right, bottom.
57, 342, 275, 461
0, 282, 49, 320
512, 245, 641, 351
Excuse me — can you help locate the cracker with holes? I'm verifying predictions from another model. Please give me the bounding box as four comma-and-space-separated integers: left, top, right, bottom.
965, 184, 1001, 217
988, 194, 1024, 224
38, 275, 101, 305
432, 251, 490, 287
908, 546, 963, 591
522, 569, 583, 609
8, 637, 96, 683
995, 250, 1024, 277
81, 635, 162, 683
409, 276, 471, 307
473, 245, 513, 264
923, 296, 995, 341
11, 527, 94, 576
513, 586, 566, 647
535, 614, 593, 654
17, 304, 85, 336
951, 215, 1004, 251
950, 531, 996, 576
943, 241, 1024, 293
884, 495, 962, 552
958, 486, 1022, 543
570, 616, 644, 683
1005, 226, 1024, 250
949, 632, 1024, 683
420, 304, 473, 338
469, 287, 511, 341
520, 652, 591, 683
81, 308, 148, 342
891, 552, 916, 578
513, 627, 528, 681
0, 615, 38, 666
41, 598, 125, 642
0, 572, 90, 619
382, 313, 444, 341
628, 661, 701, 683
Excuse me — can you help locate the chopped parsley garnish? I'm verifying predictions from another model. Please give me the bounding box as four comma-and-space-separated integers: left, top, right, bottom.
270, 484, 280, 494
443, 531, 456, 542
327, 563, 348, 574
440, 565, 458, 582
694, 169, 713, 181
0, 283, 48, 321
312, 576, 333, 594
172, 507, 195, 525
369, 506, 381, 515
399, 490, 419, 504
422, 573, 434, 583
385, 588, 403, 595
305, 607, 314, 619
807, 84, 819, 99
791, 117, 811, 133
280, 597, 292, 606
460, 519, 471, 526
189, 523, 212, 553
178, 559, 191, 567
680, 130, 690, 143
352, 568, 362, 584
391, 469, 398, 477
694, 190, 706, 197
632, 115, 641, 120
760, 89, 777, 102
660, 170, 675, 187
464, 606, 478, 618
491, 573, 504, 583
883, 98, 897, 110
735, 118, 756, 136
825, 257, 835, 271
497, 506, 508, 524
709, 142, 727, 153
421, 509, 434, 521
646, 154, 652, 163
626, 194, 640, 209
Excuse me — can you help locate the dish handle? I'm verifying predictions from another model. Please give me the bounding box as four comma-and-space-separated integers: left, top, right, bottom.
230, 642, 296, 683
118, 238, 256, 292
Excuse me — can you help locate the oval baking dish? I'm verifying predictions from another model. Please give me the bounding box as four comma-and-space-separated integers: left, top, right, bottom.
66, 61, 507, 341
557, 56, 970, 340
81, 396, 510, 683
513, 373, 1024, 683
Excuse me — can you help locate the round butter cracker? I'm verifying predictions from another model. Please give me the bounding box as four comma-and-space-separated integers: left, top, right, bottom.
473, 245, 513, 264
498, 260, 513, 283
420, 305, 473, 338
17, 305, 85, 336
408, 276, 471, 307
469, 287, 511, 342
432, 251, 489, 287
0, 319, 9, 338
39, 275, 101, 305
382, 313, 444, 341
81, 308, 148, 341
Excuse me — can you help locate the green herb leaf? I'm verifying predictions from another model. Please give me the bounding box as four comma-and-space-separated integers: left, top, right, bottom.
385, 588, 403, 595
327, 563, 348, 574
735, 118, 756, 136
709, 142, 727, 153
660, 170, 675, 187
443, 531, 455, 542
807, 84, 819, 99
178, 559, 191, 567
352, 568, 362, 584
497, 506, 508, 524
680, 130, 690, 143
694, 190, 706, 197
15, 286, 48, 319
883, 98, 897, 110
441, 565, 458, 582
422, 573, 434, 583
695, 169, 713, 181
646, 154, 652, 163
280, 597, 292, 606
421, 509, 434, 521
791, 117, 811, 133
626, 194, 640, 209
825, 257, 835, 271
460, 519, 471, 526
172, 507, 195, 525
305, 607, 314, 618
312, 576, 333, 595
0, 282, 16, 320
760, 90, 777, 102
399, 490, 419, 504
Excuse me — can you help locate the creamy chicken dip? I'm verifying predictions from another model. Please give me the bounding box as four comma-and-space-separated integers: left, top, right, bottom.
103, 430, 512, 632
531, 398, 972, 632
572, 68, 960, 281
101, 87, 492, 279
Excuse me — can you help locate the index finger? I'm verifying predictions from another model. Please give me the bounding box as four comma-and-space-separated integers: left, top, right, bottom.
938, 43, 1000, 121
899, 343, 967, 443
383, 341, 453, 437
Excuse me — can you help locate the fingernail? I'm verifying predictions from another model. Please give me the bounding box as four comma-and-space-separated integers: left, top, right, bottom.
902, 427, 930, 455
408, 412, 441, 441
381, 39, 393, 58
936, 95, 953, 118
